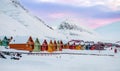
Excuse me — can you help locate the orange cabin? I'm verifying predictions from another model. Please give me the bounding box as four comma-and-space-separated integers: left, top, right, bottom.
9, 36, 34, 52
9, 44, 33, 51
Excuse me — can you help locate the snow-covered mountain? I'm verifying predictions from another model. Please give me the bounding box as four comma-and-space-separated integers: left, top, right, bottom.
95, 21, 120, 41
0, 0, 66, 40
0, 0, 103, 41
57, 19, 101, 41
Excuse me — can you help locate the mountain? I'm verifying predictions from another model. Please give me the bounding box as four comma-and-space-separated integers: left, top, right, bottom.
0, 0, 66, 40
0, 0, 103, 41
95, 21, 120, 41
57, 19, 101, 41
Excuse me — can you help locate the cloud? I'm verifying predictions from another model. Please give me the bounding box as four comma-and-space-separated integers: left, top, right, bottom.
34, 0, 120, 10
20, 0, 120, 29
87, 18, 120, 28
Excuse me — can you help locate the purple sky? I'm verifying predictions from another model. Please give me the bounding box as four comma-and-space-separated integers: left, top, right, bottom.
20, 0, 120, 29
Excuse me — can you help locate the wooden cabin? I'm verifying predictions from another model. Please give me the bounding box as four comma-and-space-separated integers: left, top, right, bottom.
56, 41, 62, 51
75, 43, 82, 50
9, 36, 34, 52
59, 40, 63, 51
64, 42, 70, 49
94, 42, 105, 50
48, 40, 54, 52
33, 38, 41, 52
41, 39, 48, 51
68, 40, 83, 50
1, 36, 9, 47
53, 40, 57, 51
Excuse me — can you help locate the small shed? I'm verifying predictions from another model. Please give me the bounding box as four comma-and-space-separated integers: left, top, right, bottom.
57, 41, 61, 51
9, 36, 34, 52
27, 36, 34, 50
56, 40, 63, 51
48, 40, 54, 52
33, 38, 41, 52
68, 40, 83, 50
64, 42, 70, 49
2, 36, 9, 47
41, 39, 48, 51
53, 40, 57, 51
59, 40, 63, 51
94, 42, 105, 50
75, 43, 82, 50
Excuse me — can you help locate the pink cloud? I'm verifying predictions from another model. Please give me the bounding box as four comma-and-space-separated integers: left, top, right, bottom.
88, 18, 120, 29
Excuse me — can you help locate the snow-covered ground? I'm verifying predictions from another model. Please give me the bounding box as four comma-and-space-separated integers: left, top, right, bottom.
0, 46, 120, 71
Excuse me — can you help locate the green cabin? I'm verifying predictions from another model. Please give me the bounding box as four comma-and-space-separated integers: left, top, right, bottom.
2, 36, 9, 47
33, 38, 41, 52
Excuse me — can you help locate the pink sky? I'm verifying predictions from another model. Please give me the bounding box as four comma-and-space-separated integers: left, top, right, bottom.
86, 18, 120, 29
20, 0, 120, 29
47, 12, 120, 29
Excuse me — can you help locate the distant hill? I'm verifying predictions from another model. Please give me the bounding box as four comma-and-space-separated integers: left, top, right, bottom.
57, 19, 101, 41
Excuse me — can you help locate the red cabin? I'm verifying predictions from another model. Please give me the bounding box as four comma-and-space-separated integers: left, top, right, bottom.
41, 40, 48, 51
59, 40, 63, 51
68, 40, 84, 49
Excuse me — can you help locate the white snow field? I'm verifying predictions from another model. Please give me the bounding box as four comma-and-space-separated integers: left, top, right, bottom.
0, 47, 120, 71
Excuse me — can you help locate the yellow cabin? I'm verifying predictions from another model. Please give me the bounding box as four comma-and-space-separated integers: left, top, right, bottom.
76, 45, 81, 50
48, 40, 53, 52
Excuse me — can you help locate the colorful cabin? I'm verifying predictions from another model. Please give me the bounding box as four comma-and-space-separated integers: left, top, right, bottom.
48, 40, 54, 52
9, 36, 34, 52
90, 45, 96, 50
68, 40, 84, 50
94, 42, 105, 50
57, 41, 62, 51
53, 40, 57, 51
2, 36, 9, 47
75, 43, 82, 50
33, 38, 41, 52
41, 39, 48, 51
27, 36, 34, 50
80, 41, 85, 50
84, 41, 91, 50
69, 42, 76, 49
64, 42, 70, 49
59, 40, 63, 51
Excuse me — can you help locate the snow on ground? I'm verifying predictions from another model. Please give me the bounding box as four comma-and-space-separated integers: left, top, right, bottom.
0, 46, 120, 71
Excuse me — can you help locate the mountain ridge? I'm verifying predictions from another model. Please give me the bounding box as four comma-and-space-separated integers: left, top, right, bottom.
0, 0, 66, 40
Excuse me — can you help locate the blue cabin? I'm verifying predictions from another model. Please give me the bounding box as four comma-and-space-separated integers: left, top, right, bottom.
2, 36, 9, 47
